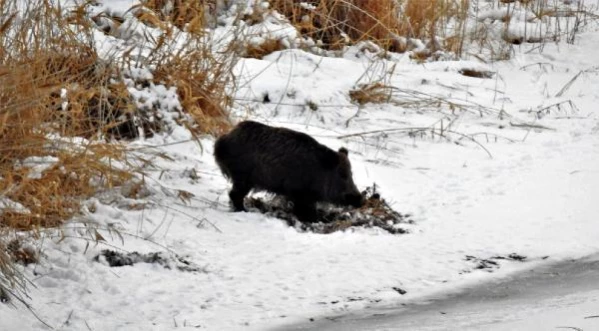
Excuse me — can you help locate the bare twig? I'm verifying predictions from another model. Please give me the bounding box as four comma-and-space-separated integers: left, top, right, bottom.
509, 122, 556, 131
555, 66, 599, 97
337, 127, 425, 139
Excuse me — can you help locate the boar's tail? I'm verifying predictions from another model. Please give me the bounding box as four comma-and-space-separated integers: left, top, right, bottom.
213, 135, 232, 179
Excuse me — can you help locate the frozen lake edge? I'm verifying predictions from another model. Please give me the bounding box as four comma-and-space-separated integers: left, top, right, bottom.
280, 254, 599, 331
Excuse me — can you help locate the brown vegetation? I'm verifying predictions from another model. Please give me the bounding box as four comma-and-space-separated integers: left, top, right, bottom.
0, 0, 236, 300
269, 0, 404, 50
133, 1, 236, 136
244, 38, 287, 59
268, 0, 469, 56
0, 0, 140, 230
349, 82, 395, 105
141, 0, 213, 31
0, 0, 140, 301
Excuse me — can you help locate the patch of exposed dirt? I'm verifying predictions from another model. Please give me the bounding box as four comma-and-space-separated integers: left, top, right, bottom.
462, 253, 528, 273
93, 249, 205, 272
246, 185, 414, 234
459, 68, 495, 79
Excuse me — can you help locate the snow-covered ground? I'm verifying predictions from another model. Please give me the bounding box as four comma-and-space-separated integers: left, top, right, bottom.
286, 254, 599, 330
1, 1, 599, 330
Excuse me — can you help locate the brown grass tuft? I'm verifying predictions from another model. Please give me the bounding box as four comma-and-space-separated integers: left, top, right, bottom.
268, 0, 469, 56
269, 0, 404, 50
244, 38, 287, 59
404, 0, 469, 39
141, 0, 214, 32
350, 82, 395, 105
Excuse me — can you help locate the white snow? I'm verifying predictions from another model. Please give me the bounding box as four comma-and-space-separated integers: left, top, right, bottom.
1, 0, 599, 330
0, 199, 29, 214
15, 156, 60, 180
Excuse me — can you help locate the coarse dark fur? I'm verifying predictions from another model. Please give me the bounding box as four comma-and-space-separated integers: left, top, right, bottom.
214, 121, 364, 223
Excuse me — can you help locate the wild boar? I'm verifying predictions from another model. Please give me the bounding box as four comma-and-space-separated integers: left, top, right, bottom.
214, 121, 364, 223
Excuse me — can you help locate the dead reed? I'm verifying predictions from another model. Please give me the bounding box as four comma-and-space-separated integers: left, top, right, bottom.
135, 0, 237, 136
0, 0, 241, 300
268, 0, 469, 56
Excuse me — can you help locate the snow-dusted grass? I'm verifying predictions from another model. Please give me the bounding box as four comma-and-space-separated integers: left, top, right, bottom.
1, 0, 599, 330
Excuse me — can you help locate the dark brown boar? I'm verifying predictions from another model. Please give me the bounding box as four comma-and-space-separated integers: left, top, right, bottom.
214, 121, 364, 223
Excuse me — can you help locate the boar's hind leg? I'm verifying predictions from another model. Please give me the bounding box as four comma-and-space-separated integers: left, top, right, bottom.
292, 198, 318, 223
229, 181, 251, 212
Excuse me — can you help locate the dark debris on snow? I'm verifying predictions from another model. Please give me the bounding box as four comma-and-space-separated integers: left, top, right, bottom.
246, 185, 414, 235
463, 253, 528, 273
94, 249, 205, 272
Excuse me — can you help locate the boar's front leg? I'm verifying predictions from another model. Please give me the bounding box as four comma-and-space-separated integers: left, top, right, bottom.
229, 181, 251, 212
292, 197, 318, 223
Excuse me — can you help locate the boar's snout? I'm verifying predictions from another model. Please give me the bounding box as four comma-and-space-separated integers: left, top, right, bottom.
345, 192, 365, 208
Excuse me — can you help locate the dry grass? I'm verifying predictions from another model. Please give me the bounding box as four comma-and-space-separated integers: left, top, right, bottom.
151, 49, 235, 136
1, 0, 239, 301
0, 1, 135, 222
268, 0, 469, 56
0, 0, 146, 301
0, 239, 27, 304
244, 38, 287, 59
404, 0, 469, 38
87, 0, 236, 136
349, 82, 395, 105
141, 0, 213, 32
135, 1, 237, 136
269, 0, 404, 50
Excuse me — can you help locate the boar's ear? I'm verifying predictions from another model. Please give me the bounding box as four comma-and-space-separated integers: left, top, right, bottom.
338, 147, 348, 156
